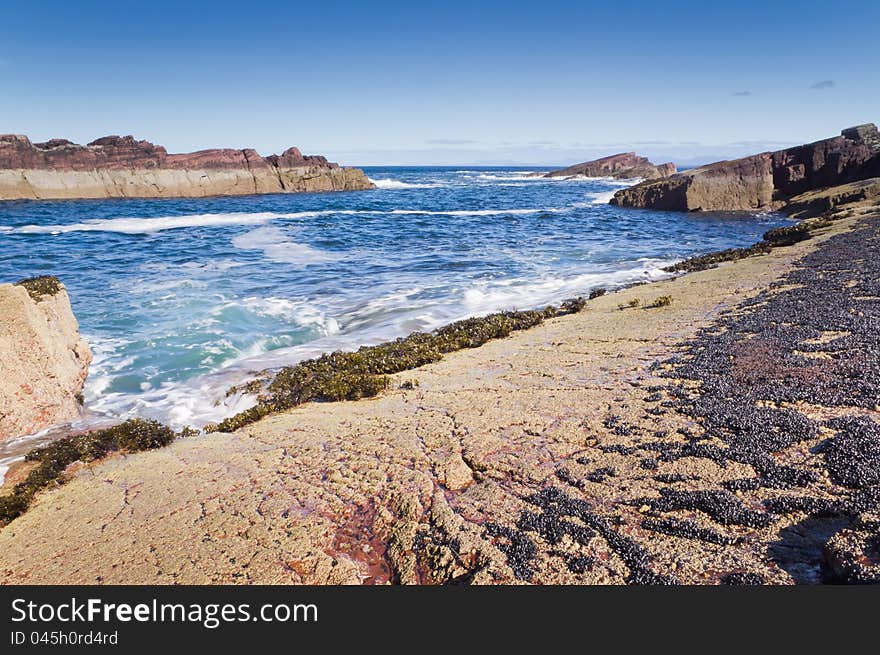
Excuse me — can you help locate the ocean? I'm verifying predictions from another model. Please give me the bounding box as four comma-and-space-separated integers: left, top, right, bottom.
0, 167, 790, 434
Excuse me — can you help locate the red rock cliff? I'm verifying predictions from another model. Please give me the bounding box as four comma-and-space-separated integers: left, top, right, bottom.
0, 135, 374, 200
610, 124, 880, 211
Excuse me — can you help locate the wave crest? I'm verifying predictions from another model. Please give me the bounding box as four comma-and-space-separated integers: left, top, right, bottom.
231, 226, 342, 266
9, 211, 337, 235
369, 178, 445, 190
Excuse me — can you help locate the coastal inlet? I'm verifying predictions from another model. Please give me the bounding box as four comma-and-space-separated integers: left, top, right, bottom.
0, 167, 792, 432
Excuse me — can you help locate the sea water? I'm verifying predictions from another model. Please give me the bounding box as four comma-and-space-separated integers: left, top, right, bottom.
0, 167, 790, 433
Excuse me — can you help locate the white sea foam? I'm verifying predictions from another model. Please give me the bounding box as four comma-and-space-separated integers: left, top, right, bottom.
390, 207, 553, 217
139, 259, 246, 274
0, 425, 57, 484
470, 172, 642, 186
231, 226, 342, 265
474, 173, 547, 181
80, 294, 342, 430
9, 210, 341, 235
472, 172, 593, 182
460, 262, 672, 316
586, 190, 618, 204
369, 178, 445, 189
216, 296, 341, 336
5, 198, 614, 237
69, 256, 678, 432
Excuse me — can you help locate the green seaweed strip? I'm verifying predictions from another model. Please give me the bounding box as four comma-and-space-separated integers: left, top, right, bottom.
211, 299, 588, 433
0, 419, 175, 525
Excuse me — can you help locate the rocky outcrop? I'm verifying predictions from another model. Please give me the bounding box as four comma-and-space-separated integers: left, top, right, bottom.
542, 152, 675, 180
611, 124, 880, 212
0, 135, 375, 200
784, 177, 880, 220
0, 277, 91, 440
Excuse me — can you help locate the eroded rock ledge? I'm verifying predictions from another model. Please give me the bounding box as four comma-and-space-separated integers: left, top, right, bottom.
0, 134, 374, 200
611, 124, 880, 212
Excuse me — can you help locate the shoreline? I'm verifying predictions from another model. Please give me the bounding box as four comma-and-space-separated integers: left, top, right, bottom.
0, 205, 787, 486
1, 204, 875, 583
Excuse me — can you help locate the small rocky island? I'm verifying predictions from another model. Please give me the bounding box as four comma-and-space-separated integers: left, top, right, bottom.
0, 134, 375, 200
541, 152, 676, 180
611, 124, 880, 212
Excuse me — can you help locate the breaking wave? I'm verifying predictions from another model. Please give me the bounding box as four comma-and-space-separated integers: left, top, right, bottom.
370, 178, 446, 190
231, 226, 342, 265
8, 211, 340, 235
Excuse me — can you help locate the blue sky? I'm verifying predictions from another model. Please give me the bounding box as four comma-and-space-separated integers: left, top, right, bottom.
2, 0, 878, 165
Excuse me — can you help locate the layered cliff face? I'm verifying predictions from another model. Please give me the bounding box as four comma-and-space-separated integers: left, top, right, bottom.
0, 277, 91, 441
543, 152, 676, 180
0, 135, 375, 200
611, 124, 880, 212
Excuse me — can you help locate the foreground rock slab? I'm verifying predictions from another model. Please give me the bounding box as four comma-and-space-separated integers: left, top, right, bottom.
0, 134, 374, 200
0, 278, 91, 441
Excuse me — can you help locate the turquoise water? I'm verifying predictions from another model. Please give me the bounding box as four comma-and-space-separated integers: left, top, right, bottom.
0, 167, 790, 429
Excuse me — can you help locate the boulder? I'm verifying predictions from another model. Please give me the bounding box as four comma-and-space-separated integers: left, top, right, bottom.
611, 124, 880, 212
543, 152, 675, 180
0, 277, 92, 441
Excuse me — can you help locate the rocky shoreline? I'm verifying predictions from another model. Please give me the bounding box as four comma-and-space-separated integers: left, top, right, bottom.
0, 193, 877, 583
0, 134, 374, 200
2, 127, 879, 585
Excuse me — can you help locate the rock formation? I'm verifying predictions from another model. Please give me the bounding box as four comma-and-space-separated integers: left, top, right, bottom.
784, 177, 880, 220
0, 135, 374, 200
610, 124, 880, 212
0, 277, 91, 440
542, 152, 675, 180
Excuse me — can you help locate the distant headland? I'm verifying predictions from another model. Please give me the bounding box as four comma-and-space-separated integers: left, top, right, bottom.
0, 134, 375, 200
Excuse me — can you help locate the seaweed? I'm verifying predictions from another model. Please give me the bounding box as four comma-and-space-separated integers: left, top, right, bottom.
15, 275, 62, 301
763, 219, 832, 247
662, 243, 772, 274
662, 216, 834, 274
0, 419, 176, 526
212, 300, 587, 433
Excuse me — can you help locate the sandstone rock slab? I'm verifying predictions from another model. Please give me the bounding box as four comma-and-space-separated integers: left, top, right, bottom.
0, 280, 91, 440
